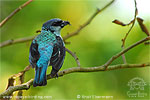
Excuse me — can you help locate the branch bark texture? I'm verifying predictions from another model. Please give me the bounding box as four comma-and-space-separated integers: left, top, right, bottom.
0, 63, 149, 98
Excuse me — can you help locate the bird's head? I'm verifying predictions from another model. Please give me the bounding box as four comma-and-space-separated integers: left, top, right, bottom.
42, 18, 70, 34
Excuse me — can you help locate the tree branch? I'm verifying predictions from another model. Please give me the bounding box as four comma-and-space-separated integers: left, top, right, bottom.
5, 65, 32, 99
0, 0, 33, 27
0, 79, 33, 99
112, 0, 138, 64
103, 36, 150, 70
65, 48, 81, 67
121, 0, 138, 47
0, 63, 149, 98
63, 0, 114, 40
121, 0, 138, 63
113, 0, 138, 47
6, 65, 31, 89
0, 0, 115, 48
17, 74, 24, 100
144, 42, 150, 45
121, 46, 127, 64
0, 36, 36, 48
1, 36, 149, 98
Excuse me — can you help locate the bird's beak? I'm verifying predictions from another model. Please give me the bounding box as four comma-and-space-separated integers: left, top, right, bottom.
61, 21, 70, 28
63, 21, 71, 26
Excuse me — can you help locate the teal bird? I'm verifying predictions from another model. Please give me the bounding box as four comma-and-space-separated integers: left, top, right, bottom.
29, 18, 70, 87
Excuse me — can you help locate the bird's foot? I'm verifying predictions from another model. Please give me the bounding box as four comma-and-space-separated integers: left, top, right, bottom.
55, 73, 59, 79
50, 73, 59, 79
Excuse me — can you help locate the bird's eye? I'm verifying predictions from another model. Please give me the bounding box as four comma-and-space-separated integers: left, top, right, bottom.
52, 22, 57, 26
52, 21, 62, 26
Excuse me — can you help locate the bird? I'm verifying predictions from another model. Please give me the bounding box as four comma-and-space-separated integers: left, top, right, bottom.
29, 18, 70, 87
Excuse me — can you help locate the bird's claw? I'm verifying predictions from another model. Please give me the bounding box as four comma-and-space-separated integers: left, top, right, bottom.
55, 73, 59, 79
50, 73, 59, 79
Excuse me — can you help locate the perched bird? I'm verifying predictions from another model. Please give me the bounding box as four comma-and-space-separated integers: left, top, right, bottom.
29, 18, 70, 87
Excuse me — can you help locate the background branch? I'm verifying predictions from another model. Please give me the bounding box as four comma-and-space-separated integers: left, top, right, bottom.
121, 0, 138, 47
112, 0, 138, 64
121, 47, 127, 64
103, 36, 150, 69
0, 36, 36, 48
0, 0, 115, 48
65, 48, 81, 67
63, 0, 114, 40
0, 0, 33, 27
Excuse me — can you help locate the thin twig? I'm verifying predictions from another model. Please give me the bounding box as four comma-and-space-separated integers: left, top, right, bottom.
121, 0, 138, 47
121, 0, 138, 63
0, 63, 149, 98
0, 0, 114, 48
121, 46, 127, 64
103, 36, 150, 70
0, 0, 33, 27
65, 48, 81, 67
63, 0, 115, 40
113, 0, 138, 63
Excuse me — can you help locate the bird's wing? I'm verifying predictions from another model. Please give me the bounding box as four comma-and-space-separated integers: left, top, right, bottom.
50, 36, 66, 71
33, 44, 53, 86
29, 41, 40, 68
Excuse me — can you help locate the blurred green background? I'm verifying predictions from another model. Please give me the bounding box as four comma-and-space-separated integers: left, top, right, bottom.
0, 0, 150, 99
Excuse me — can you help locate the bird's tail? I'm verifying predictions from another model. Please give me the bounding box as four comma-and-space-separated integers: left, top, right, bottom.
33, 65, 47, 87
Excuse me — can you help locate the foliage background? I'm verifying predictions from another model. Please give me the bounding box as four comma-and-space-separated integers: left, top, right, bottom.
0, 0, 150, 99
